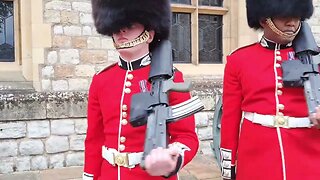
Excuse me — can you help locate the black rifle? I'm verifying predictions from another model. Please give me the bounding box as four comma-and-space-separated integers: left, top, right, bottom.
129, 40, 204, 168
282, 21, 320, 115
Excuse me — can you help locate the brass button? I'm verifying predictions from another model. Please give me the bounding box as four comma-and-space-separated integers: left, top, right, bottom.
278, 104, 285, 110
127, 74, 134, 80
121, 119, 128, 125
278, 112, 284, 116
277, 83, 283, 88
119, 144, 125, 151
275, 63, 281, 68
277, 76, 282, 80
277, 90, 283, 95
276, 56, 282, 61
277, 117, 285, 125
122, 104, 128, 111
120, 136, 126, 143
276, 51, 281, 55
122, 112, 127, 118
124, 88, 131, 94
125, 81, 132, 87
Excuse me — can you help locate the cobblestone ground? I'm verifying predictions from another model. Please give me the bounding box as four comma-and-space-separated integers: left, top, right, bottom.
0, 153, 222, 180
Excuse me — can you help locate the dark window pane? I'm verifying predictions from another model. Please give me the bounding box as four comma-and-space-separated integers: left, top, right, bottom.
199, 15, 222, 64
0, 1, 15, 62
199, 0, 223, 6
170, 13, 191, 63
170, 0, 191, 5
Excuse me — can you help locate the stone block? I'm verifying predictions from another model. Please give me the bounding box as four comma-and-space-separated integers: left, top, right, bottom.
64, 26, 82, 36
27, 121, 50, 138
0, 122, 26, 139
51, 120, 75, 135
87, 37, 101, 49
79, 13, 93, 24
0, 157, 14, 173
60, 49, 80, 64
47, 51, 58, 64
53, 36, 72, 48
75, 119, 87, 134
54, 65, 75, 78
80, 50, 108, 64
16, 156, 31, 172
46, 136, 69, 153
72, 2, 92, 13
68, 79, 89, 91
52, 80, 69, 92
197, 126, 213, 141
61, 11, 79, 24
31, 156, 48, 170
66, 153, 84, 166
0, 93, 47, 121
72, 37, 87, 49
195, 112, 209, 127
49, 153, 65, 169
70, 135, 85, 151
0, 141, 17, 157
19, 140, 44, 155
45, 1, 71, 11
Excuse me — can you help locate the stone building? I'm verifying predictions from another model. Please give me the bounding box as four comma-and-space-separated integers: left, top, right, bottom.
0, 0, 319, 175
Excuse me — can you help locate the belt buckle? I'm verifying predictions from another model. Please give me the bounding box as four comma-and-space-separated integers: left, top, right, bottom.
274, 115, 289, 128
113, 153, 129, 167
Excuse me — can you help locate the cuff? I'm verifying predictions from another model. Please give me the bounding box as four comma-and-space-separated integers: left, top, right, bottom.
164, 142, 191, 178
220, 148, 236, 179
83, 172, 94, 180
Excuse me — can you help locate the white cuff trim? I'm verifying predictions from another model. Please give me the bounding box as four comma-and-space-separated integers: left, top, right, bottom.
83, 172, 94, 180
220, 148, 232, 179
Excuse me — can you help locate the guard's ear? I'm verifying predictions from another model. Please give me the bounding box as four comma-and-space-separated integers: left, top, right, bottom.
259, 19, 267, 28
147, 30, 155, 44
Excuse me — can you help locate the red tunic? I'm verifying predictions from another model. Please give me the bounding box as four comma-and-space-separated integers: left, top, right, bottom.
220, 40, 320, 180
84, 58, 199, 180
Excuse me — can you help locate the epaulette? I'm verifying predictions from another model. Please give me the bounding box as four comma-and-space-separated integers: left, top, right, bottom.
95, 62, 117, 75
228, 42, 257, 55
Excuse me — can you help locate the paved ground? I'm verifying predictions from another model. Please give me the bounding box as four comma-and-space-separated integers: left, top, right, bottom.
0, 153, 222, 180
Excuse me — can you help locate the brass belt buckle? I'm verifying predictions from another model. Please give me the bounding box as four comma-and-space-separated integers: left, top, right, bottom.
113, 153, 129, 167
274, 115, 289, 128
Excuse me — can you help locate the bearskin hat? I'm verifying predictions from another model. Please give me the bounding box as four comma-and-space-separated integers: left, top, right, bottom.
91, 0, 171, 49
246, 0, 314, 29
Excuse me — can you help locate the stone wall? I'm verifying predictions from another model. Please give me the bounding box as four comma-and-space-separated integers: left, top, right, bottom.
0, 77, 222, 174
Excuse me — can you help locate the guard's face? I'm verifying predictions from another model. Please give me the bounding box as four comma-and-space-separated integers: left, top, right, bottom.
261, 17, 301, 44
113, 23, 145, 45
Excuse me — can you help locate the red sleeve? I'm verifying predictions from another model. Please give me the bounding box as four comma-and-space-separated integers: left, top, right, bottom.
167, 70, 199, 167
83, 75, 104, 180
220, 54, 243, 174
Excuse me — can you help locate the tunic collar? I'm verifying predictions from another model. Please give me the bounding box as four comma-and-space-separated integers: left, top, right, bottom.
118, 53, 151, 71
260, 37, 292, 50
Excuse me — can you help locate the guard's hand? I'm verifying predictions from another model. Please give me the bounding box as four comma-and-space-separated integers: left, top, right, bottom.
310, 105, 320, 129
145, 147, 179, 176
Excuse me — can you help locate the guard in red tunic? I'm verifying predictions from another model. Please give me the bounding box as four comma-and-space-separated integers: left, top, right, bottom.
83, 0, 199, 180
220, 0, 320, 180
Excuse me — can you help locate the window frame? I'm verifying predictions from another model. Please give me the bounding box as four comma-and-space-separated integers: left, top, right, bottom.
0, 0, 21, 71
171, 1, 228, 65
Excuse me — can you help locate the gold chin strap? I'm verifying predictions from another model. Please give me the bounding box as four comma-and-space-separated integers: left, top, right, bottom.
266, 18, 301, 39
114, 30, 150, 49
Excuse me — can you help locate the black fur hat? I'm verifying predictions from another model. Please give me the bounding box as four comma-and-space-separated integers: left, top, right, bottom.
246, 0, 314, 29
91, 0, 171, 49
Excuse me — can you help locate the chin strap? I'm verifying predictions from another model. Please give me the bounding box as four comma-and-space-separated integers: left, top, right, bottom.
113, 30, 150, 49
266, 18, 301, 39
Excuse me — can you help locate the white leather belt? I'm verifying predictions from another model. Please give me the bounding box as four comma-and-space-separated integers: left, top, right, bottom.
102, 146, 143, 168
244, 112, 312, 128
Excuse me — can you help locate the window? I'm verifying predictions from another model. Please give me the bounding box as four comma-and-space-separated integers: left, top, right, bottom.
170, 0, 226, 65
0, 0, 15, 62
